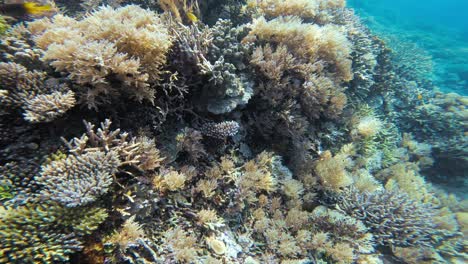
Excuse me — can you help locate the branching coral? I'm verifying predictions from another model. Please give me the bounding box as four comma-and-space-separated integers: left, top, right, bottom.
310, 206, 374, 255
338, 188, 440, 247
404, 92, 467, 177
27, 5, 172, 108
63, 119, 164, 172
0, 62, 76, 122
36, 150, 120, 207
0, 203, 107, 263
244, 15, 352, 82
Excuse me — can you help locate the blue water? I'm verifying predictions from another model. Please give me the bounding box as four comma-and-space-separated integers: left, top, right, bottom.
348, 0, 468, 95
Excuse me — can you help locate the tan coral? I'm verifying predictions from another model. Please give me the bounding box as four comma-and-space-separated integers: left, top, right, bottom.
314, 150, 353, 192
27, 5, 172, 108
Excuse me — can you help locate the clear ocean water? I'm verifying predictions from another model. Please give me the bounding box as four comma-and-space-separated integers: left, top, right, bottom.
349, 0, 468, 95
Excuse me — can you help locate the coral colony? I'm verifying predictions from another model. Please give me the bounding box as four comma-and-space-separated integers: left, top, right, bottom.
0, 1, 466, 264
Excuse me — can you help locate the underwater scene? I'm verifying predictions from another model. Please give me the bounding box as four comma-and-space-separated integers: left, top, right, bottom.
0, 0, 466, 263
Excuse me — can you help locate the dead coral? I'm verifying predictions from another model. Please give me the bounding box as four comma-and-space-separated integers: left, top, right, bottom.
27, 5, 172, 108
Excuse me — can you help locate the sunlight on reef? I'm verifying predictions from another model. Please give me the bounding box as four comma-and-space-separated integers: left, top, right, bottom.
0, 0, 466, 263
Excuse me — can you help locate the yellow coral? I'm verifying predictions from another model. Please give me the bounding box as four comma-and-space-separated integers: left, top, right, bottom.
205, 236, 226, 255
314, 150, 353, 192
197, 209, 224, 229
244, 16, 352, 82
107, 216, 144, 250
27, 5, 172, 108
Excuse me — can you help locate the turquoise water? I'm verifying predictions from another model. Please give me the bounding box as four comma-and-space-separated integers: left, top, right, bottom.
348, 0, 468, 95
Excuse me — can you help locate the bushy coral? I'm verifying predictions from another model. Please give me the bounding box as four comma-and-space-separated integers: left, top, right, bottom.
0, 1, 465, 264
244, 15, 352, 82
26, 5, 172, 108
314, 149, 353, 192
246, 0, 346, 24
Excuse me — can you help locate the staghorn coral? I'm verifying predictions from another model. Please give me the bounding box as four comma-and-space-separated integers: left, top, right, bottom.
0, 202, 107, 263
63, 119, 163, 172
36, 150, 120, 207
338, 188, 440, 247
27, 5, 172, 109
0, 62, 76, 122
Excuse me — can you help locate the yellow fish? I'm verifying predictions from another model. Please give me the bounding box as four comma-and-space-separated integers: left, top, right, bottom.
417, 94, 423, 100
0, 2, 52, 17
186, 11, 198, 23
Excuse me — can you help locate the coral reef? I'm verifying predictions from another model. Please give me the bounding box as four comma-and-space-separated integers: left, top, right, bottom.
0, 1, 466, 263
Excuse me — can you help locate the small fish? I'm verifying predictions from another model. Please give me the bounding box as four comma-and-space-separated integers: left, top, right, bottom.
186, 11, 198, 23
417, 93, 423, 100
0, 2, 52, 17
